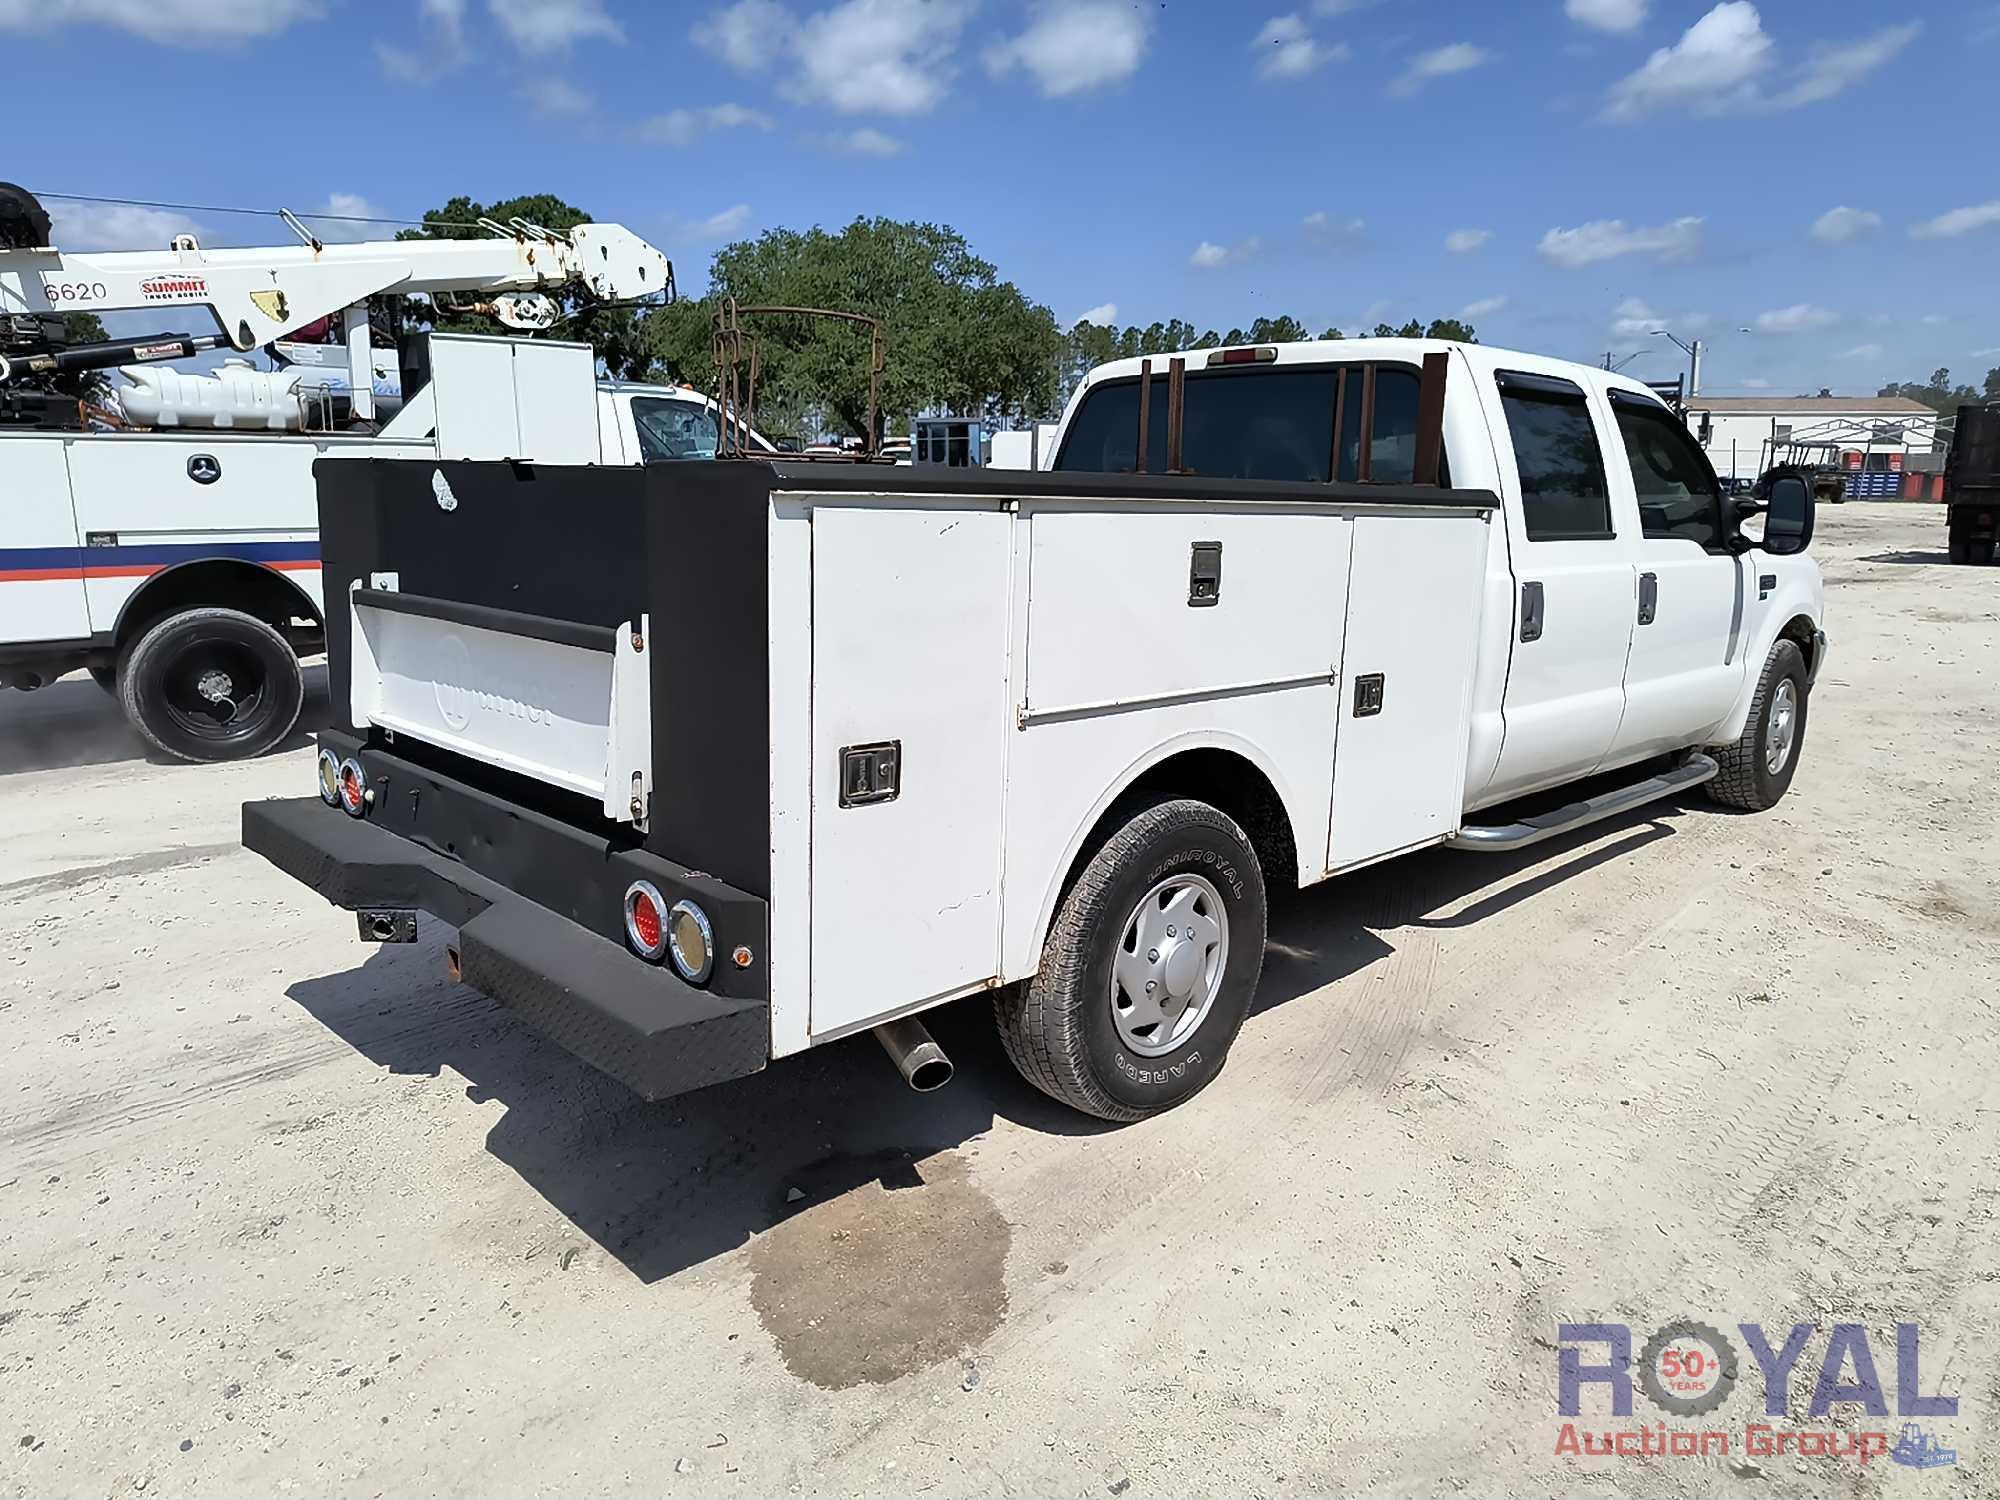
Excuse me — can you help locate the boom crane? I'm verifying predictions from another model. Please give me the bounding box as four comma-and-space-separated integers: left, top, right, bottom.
0, 183, 674, 420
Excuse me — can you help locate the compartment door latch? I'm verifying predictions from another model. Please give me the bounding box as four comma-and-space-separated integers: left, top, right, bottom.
839, 741, 902, 808
1188, 540, 1222, 607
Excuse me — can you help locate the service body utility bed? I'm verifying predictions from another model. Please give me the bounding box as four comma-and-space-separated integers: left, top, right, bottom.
245, 456, 1494, 1105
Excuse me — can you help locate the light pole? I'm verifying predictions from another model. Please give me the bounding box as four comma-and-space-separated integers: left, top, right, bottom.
1650, 327, 1753, 400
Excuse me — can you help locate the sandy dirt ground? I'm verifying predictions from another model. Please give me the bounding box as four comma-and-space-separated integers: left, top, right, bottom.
1, 503, 1994, 1499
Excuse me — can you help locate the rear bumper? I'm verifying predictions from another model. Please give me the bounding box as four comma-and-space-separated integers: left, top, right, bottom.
243, 752, 769, 1103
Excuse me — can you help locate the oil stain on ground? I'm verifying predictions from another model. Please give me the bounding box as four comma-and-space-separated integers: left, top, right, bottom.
748, 1149, 1009, 1389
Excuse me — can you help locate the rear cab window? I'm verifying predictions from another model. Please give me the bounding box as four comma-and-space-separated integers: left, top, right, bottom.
1053, 360, 1438, 485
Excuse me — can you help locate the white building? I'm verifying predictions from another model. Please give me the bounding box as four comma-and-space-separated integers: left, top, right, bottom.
1686, 395, 1940, 487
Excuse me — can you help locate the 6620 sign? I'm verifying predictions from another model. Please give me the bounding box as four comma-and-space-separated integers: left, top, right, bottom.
40, 276, 109, 304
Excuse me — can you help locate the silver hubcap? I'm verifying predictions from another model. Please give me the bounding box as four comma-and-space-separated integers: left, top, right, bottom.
1765, 679, 1798, 775
1110, 874, 1229, 1057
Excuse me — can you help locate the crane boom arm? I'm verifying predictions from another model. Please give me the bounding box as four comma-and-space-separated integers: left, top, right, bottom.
0, 221, 672, 352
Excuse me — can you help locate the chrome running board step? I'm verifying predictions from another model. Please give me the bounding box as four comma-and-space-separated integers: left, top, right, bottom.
1447, 754, 1719, 853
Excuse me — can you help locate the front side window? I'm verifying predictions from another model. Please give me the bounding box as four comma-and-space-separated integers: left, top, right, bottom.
1499, 382, 1612, 540
632, 398, 720, 461
1614, 397, 1725, 551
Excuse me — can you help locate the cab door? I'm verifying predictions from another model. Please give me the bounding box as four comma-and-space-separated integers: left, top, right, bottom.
1604, 391, 1747, 760
1480, 370, 1635, 804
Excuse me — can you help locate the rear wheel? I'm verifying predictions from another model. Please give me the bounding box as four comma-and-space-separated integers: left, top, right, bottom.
1974, 539, 1998, 567
1708, 639, 1807, 812
117, 606, 304, 762
995, 798, 1267, 1122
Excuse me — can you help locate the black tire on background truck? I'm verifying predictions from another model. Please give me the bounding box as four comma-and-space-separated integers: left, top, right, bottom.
996, 798, 1267, 1122
1708, 639, 1808, 812
87, 665, 117, 694
116, 606, 305, 762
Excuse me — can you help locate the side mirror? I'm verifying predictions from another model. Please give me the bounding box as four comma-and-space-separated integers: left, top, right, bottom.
1763, 473, 1815, 556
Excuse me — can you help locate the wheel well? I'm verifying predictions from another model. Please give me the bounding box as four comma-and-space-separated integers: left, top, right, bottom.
1060, 748, 1300, 911
114, 561, 321, 649
1778, 614, 1818, 676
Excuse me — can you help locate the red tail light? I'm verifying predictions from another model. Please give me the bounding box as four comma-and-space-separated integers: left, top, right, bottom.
624, 881, 668, 961
337, 758, 369, 816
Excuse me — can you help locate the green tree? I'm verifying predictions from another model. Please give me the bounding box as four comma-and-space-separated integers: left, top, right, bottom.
392, 193, 651, 378
1984, 367, 1999, 401
1877, 367, 1983, 414
644, 217, 1064, 441
1425, 317, 1477, 342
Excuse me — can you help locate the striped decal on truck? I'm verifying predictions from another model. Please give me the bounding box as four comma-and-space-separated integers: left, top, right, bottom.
0, 540, 319, 583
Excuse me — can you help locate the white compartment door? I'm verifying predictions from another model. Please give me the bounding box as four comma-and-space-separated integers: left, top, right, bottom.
1327, 513, 1490, 870
810, 504, 1012, 1036
0, 439, 89, 644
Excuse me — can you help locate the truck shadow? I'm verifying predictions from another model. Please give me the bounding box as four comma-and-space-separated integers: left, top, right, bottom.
285, 942, 1104, 1285
281, 798, 1693, 1286
1856, 549, 1951, 565
0, 663, 332, 777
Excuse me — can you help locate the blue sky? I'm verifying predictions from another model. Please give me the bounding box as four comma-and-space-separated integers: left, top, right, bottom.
8, 0, 1999, 396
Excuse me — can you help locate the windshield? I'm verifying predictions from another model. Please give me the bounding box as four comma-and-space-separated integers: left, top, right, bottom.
631, 397, 721, 461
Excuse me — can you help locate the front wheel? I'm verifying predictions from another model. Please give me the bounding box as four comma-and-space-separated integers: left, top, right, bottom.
995, 798, 1267, 1122
117, 607, 305, 762
1708, 639, 1808, 812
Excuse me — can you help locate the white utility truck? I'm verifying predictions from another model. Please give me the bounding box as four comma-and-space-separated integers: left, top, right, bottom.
0, 183, 733, 761
243, 339, 1825, 1121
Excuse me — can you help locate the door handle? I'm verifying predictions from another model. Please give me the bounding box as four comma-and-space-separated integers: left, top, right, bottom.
1637, 571, 1658, 626
1519, 580, 1544, 643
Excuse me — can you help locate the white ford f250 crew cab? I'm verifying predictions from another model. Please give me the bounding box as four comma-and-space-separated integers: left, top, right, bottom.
242, 338, 1825, 1121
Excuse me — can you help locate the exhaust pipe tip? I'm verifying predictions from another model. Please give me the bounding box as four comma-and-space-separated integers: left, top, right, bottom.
874, 1016, 954, 1093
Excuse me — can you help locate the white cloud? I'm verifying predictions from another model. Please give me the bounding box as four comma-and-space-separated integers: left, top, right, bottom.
0, 0, 318, 45
1972, 346, 2000, 358
1603, 2, 1771, 120
1920, 313, 1947, 325
1809, 205, 1882, 245
1611, 297, 1670, 337
805, 126, 908, 155
1303, 211, 1367, 248
1252, 13, 1349, 77
523, 77, 593, 116
693, 0, 786, 70
1777, 23, 1921, 109
692, 204, 753, 240
1838, 343, 1884, 360
1461, 296, 1508, 318
1604, 4, 1918, 121
1738, 378, 1772, 389
487, 0, 621, 52
1567, 0, 1647, 33
698, 0, 979, 116
1190, 237, 1260, 270
374, 42, 427, 81
987, 0, 1150, 98
797, 0, 976, 114
1392, 41, 1489, 95
637, 103, 775, 147
1756, 303, 1838, 333
1071, 303, 1118, 328
1444, 228, 1492, 254
1538, 216, 1704, 268
47, 199, 201, 251
1910, 201, 2000, 240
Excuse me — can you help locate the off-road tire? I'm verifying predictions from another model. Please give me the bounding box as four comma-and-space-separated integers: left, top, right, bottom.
1708, 638, 1807, 812
1949, 533, 1970, 564
118, 606, 304, 763
995, 798, 1267, 1122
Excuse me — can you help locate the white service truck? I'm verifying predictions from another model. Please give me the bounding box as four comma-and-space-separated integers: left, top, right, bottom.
0, 185, 738, 761
243, 338, 1825, 1121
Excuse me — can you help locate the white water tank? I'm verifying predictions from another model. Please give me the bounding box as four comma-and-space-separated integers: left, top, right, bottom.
116, 359, 306, 430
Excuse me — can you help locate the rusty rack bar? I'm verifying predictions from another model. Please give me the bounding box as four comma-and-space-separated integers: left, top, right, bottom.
1135, 358, 1153, 474
1165, 357, 1187, 474
712, 298, 887, 460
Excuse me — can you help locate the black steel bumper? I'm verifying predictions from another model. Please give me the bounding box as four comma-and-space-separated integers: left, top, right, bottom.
243, 749, 769, 1102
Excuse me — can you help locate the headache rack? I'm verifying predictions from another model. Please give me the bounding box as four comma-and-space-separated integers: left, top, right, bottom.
711, 298, 889, 462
